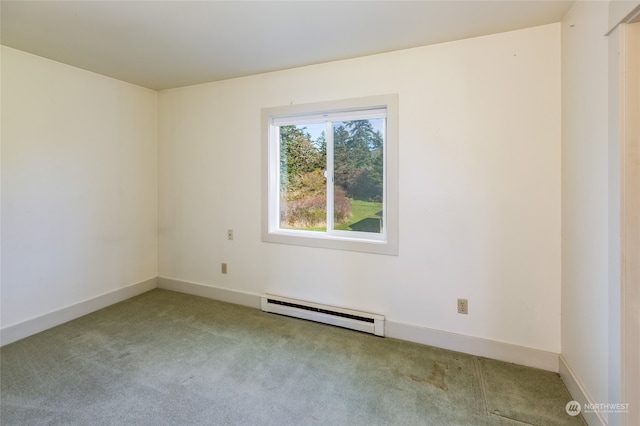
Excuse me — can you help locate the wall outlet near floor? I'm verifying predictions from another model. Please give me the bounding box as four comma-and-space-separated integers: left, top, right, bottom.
221, 263, 228, 274
457, 298, 468, 315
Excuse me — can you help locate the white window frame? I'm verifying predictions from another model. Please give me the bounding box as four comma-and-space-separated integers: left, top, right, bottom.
261, 94, 398, 255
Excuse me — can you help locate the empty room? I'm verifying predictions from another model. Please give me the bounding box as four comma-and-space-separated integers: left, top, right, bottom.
1, 1, 638, 425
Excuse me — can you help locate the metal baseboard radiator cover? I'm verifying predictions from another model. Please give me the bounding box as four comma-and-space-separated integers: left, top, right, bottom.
261, 294, 385, 337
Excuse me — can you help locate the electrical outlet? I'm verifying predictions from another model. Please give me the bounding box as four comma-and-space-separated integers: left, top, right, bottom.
221, 263, 228, 274
457, 298, 468, 315
227, 229, 233, 240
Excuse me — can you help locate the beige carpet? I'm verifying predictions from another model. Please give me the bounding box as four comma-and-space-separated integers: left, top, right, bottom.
1, 289, 585, 425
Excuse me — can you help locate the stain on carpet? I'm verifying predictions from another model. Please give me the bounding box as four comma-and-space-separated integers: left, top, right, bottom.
427, 361, 448, 391
398, 360, 449, 392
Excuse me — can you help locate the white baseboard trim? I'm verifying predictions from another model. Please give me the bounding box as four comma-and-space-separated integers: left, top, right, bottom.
157, 277, 558, 372
0, 277, 157, 347
2, 275, 560, 376
386, 320, 559, 372
559, 354, 606, 426
157, 277, 261, 309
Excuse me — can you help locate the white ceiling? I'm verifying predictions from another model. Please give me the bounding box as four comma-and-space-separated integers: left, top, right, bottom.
1, 1, 574, 90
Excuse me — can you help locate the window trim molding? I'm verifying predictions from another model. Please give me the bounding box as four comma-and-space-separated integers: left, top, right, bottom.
261, 94, 399, 255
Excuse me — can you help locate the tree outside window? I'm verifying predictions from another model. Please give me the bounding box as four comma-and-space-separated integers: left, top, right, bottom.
262, 95, 398, 255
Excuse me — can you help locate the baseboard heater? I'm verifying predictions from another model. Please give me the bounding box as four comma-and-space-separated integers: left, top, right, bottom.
261, 294, 385, 337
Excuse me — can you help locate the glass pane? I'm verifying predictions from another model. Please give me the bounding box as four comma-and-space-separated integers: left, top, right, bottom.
333, 119, 384, 234
279, 123, 327, 231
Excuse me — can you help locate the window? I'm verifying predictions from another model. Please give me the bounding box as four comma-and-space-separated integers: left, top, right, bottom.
262, 95, 398, 255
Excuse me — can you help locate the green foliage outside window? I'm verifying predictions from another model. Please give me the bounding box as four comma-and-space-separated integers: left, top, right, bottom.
279, 120, 383, 231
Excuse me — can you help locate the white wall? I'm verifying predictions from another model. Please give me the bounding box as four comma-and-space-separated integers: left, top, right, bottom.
158, 24, 561, 356
560, 1, 611, 422
0, 47, 158, 331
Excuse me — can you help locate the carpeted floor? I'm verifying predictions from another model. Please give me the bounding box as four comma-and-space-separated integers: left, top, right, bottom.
1, 289, 585, 425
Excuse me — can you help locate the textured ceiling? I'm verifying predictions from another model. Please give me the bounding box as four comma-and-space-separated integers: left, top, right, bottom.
1, 1, 574, 90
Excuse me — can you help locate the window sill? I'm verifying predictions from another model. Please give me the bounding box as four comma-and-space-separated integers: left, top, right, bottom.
262, 230, 398, 256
